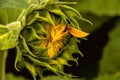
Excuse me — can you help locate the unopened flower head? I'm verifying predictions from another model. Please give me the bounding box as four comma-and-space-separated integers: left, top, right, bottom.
15, 0, 92, 79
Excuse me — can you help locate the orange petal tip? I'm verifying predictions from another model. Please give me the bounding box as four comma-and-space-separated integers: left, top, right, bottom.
68, 27, 89, 38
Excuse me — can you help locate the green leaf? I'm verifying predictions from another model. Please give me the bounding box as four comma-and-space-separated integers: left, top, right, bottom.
27, 0, 38, 4
5, 8, 22, 23
0, 8, 8, 24
0, 0, 38, 25
78, 13, 109, 32
0, 0, 28, 9
63, 0, 120, 16
0, 8, 22, 24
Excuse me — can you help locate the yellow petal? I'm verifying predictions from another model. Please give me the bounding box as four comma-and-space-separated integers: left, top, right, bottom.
55, 41, 63, 49
54, 45, 59, 55
50, 26, 55, 39
45, 24, 50, 38
48, 48, 54, 58
40, 40, 48, 47
48, 42, 55, 58
52, 24, 68, 42
56, 24, 66, 32
68, 27, 89, 38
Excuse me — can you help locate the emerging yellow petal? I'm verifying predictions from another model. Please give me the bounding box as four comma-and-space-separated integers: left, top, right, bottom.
48, 42, 55, 58
68, 27, 89, 38
52, 24, 68, 42
40, 40, 48, 47
40, 24, 68, 58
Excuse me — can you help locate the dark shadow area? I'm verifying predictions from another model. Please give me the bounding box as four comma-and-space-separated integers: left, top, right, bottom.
64, 16, 119, 80
6, 48, 33, 79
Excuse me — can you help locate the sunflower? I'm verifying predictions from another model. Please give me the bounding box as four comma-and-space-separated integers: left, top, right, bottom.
14, 0, 91, 80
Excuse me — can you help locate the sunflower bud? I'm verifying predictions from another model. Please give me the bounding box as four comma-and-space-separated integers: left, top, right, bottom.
15, 0, 91, 80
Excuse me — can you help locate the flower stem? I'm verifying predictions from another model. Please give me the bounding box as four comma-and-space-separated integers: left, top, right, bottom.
0, 50, 8, 80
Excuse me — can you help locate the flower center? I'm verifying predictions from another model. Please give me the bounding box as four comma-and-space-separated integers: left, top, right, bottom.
40, 24, 68, 58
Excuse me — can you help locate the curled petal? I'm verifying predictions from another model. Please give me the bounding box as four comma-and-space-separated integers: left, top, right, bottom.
68, 27, 89, 38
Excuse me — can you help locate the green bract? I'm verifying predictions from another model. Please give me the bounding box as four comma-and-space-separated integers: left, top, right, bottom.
0, 21, 21, 50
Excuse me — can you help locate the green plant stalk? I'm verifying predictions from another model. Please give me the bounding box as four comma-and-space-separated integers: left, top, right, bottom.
0, 50, 8, 80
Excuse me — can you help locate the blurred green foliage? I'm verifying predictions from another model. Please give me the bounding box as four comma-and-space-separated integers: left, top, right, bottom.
6, 73, 25, 80
94, 72, 120, 80
98, 20, 120, 77
0, 0, 120, 80
0, 0, 28, 9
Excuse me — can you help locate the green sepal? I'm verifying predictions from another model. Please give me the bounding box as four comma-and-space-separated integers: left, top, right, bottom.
24, 61, 37, 80
26, 12, 39, 25
0, 21, 21, 50
61, 37, 83, 65
34, 22, 47, 35
48, 59, 62, 70
19, 35, 36, 57
25, 54, 72, 79
38, 10, 55, 26
34, 0, 50, 10
20, 14, 26, 29
15, 46, 23, 71
59, 5, 93, 26
27, 11, 54, 26
35, 67, 44, 79
0, 24, 9, 36
21, 27, 40, 42
56, 57, 70, 66
46, 5, 67, 23
59, 5, 82, 18
28, 44, 48, 57
63, 11, 80, 29
25, 54, 58, 74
